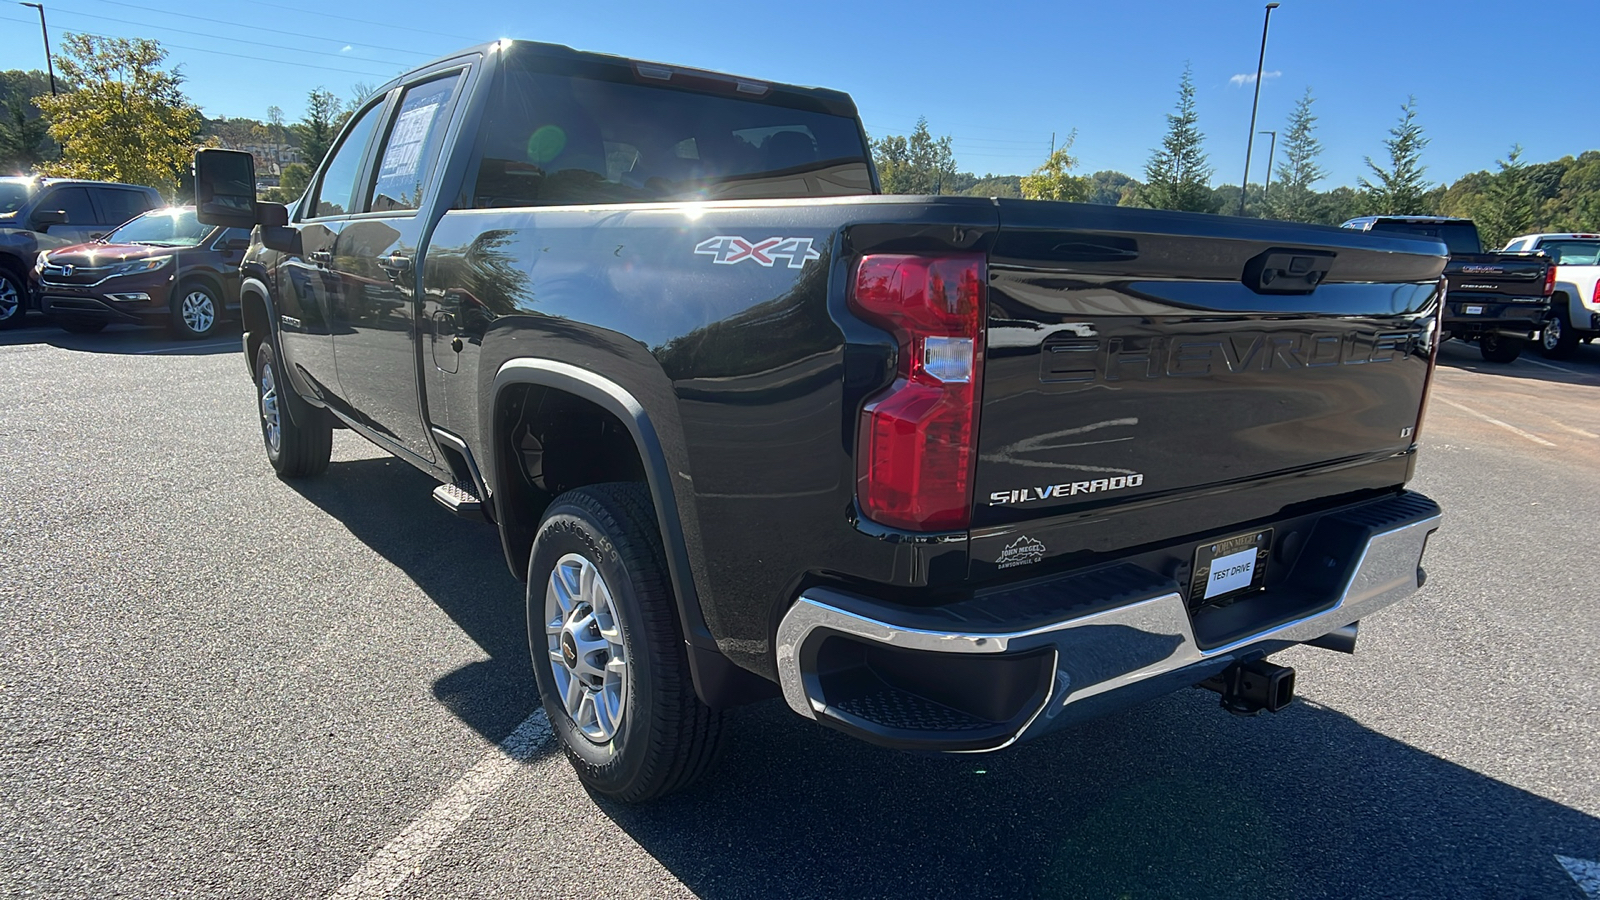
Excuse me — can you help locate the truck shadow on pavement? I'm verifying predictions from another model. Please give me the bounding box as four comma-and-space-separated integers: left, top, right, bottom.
0, 316, 241, 356
284, 455, 546, 748
605, 696, 1600, 900
1436, 339, 1600, 386
285, 457, 1600, 900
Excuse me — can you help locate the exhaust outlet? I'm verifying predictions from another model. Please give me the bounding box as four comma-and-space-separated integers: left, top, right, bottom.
1305, 622, 1359, 655
1199, 659, 1296, 715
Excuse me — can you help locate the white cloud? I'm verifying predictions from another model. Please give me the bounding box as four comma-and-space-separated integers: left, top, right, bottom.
1229, 70, 1282, 87
341, 45, 353, 52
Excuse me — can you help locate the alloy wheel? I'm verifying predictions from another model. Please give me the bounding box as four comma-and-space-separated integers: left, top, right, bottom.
259, 362, 281, 455
181, 290, 216, 334
1543, 316, 1563, 352
0, 276, 19, 322
545, 552, 629, 743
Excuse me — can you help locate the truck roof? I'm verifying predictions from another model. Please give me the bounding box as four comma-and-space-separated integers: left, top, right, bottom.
0, 175, 157, 192
1343, 215, 1475, 228
1506, 232, 1600, 242
390, 39, 859, 119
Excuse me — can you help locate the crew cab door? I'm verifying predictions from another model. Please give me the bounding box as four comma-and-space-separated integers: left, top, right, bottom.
277, 99, 386, 407
325, 69, 466, 463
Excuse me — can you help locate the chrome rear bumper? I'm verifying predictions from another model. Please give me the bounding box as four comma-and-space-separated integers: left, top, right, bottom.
775, 492, 1441, 751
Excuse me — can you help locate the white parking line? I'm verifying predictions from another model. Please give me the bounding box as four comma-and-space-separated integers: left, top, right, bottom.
329, 712, 552, 900
131, 341, 239, 354
1547, 420, 1599, 439
1433, 397, 1557, 447
1520, 356, 1585, 376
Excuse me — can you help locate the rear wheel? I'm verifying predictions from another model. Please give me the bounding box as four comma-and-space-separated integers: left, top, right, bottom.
170, 281, 222, 339
1540, 308, 1579, 360
55, 316, 107, 334
255, 341, 331, 478
0, 267, 26, 329
528, 483, 723, 802
1479, 333, 1523, 363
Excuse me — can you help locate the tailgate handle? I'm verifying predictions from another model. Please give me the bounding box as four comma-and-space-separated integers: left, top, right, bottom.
1243, 248, 1335, 295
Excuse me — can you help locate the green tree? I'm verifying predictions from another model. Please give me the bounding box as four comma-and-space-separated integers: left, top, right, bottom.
961, 174, 1022, 198
872, 117, 958, 194
1267, 88, 1325, 222
1141, 64, 1214, 212
33, 35, 199, 196
0, 70, 58, 172
1085, 170, 1139, 205
1020, 130, 1090, 202
1359, 96, 1432, 216
292, 88, 343, 170
1470, 146, 1540, 248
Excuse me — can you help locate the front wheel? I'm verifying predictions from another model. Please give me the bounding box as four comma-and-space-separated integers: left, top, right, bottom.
0, 268, 26, 329
1540, 309, 1579, 360
255, 341, 331, 478
528, 483, 724, 803
171, 281, 222, 339
1479, 333, 1524, 363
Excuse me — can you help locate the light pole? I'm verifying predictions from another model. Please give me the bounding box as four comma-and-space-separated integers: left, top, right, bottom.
1258, 130, 1277, 206
18, 2, 57, 96
1238, 1, 1279, 216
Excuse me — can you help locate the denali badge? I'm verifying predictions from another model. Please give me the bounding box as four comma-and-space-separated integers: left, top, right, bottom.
996, 536, 1046, 569
990, 474, 1145, 505
694, 235, 820, 269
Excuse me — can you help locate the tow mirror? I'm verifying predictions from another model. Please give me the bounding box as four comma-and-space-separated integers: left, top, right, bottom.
194, 148, 261, 229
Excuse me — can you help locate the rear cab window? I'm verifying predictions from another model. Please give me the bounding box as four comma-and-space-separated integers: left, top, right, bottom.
1534, 239, 1600, 265
94, 188, 159, 227
1369, 220, 1482, 255
368, 73, 462, 214
463, 50, 873, 209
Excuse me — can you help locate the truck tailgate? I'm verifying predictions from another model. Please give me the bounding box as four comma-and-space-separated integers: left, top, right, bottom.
970, 201, 1445, 578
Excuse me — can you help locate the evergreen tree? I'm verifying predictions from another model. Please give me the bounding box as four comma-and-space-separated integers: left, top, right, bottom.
1359, 96, 1432, 216
872, 117, 958, 194
1475, 145, 1539, 248
291, 89, 343, 170
1140, 65, 1214, 212
1267, 88, 1324, 222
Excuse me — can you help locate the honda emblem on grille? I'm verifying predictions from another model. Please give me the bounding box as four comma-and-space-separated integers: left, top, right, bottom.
61, 265, 74, 277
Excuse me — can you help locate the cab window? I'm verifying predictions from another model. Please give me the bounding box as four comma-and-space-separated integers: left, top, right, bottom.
368, 73, 461, 214
310, 101, 385, 218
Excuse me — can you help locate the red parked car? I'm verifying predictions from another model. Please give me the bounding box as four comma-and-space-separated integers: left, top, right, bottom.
34, 207, 249, 339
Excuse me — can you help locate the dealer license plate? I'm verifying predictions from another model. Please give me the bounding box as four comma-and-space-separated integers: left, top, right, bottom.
1190, 529, 1272, 605
1464, 305, 1484, 315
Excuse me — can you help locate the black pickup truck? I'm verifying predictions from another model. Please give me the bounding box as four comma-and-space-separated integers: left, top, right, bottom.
1342, 215, 1552, 362
196, 40, 1445, 802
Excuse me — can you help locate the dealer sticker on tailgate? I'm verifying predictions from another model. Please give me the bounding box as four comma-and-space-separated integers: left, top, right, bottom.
1190, 529, 1272, 604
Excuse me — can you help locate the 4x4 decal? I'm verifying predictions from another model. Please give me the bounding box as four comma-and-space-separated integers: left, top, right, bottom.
694, 235, 820, 269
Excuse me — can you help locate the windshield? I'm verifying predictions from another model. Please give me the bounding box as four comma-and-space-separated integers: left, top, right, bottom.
1369, 220, 1482, 255
0, 179, 35, 215
105, 208, 211, 247
1536, 239, 1600, 265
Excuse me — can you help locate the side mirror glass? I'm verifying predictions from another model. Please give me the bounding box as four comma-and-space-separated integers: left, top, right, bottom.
194, 148, 259, 229
32, 209, 67, 230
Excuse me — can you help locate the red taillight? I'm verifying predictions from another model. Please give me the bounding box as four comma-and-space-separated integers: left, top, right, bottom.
1545, 263, 1557, 296
1592, 280, 1599, 305
851, 253, 985, 531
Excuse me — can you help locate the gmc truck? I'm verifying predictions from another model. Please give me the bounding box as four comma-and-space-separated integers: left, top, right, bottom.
196, 40, 1445, 802
1342, 215, 1552, 362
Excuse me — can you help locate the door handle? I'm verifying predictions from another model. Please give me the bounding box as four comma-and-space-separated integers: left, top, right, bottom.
309, 250, 332, 266
379, 254, 413, 273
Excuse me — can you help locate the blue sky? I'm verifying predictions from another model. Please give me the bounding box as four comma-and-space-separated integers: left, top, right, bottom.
1, 0, 1586, 188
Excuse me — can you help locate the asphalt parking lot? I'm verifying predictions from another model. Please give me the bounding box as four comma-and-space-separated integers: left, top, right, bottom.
2, 316, 1598, 899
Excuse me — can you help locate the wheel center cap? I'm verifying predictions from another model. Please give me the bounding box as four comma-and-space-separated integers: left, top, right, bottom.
560, 631, 578, 669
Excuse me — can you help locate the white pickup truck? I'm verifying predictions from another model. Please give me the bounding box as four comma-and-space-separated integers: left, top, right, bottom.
1503, 232, 1600, 358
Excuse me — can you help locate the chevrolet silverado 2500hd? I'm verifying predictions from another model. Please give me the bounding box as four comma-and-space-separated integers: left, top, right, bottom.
195, 40, 1445, 802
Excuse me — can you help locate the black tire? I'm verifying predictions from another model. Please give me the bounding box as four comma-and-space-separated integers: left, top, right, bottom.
254, 341, 331, 478
170, 280, 223, 340
527, 482, 723, 803
0, 267, 27, 330
1540, 307, 1579, 360
55, 316, 107, 334
1479, 333, 1523, 363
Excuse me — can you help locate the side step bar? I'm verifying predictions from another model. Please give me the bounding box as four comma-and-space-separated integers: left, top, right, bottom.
432, 482, 484, 519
